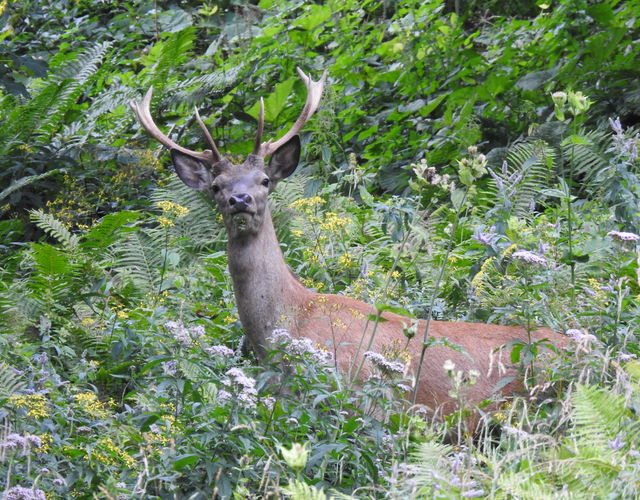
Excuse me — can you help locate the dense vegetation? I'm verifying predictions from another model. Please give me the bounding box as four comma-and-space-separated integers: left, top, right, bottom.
1, 0, 640, 498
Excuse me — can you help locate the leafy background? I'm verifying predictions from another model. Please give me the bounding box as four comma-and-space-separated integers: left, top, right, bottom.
1, 0, 640, 499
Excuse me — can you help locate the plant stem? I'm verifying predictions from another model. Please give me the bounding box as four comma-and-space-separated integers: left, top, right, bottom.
350, 226, 413, 383
157, 227, 169, 301
568, 140, 576, 306
411, 189, 467, 406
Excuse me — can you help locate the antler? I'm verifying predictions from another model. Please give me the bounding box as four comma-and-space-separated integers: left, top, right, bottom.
253, 68, 328, 159
129, 87, 222, 164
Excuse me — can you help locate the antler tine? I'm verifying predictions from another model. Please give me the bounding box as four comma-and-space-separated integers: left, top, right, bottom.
257, 68, 328, 158
194, 107, 222, 162
252, 97, 265, 156
129, 87, 216, 164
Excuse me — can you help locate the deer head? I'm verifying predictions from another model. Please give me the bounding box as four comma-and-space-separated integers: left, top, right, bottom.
129, 69, 327, 239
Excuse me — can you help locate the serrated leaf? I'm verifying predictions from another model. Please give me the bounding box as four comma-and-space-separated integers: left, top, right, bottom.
246, 77, 295, 123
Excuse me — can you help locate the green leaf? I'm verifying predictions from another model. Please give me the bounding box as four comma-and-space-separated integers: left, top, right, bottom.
246, 77, 295, 123
420, 94, 446, 117
451, 188, 466, 211
586, 4, 614, 26
492, 375, 516, 394
561, 134, 591, 146
359, 185, 374, 207
358, 124, 378, 141
292, 5, 332, 31
173, 454, 199, 471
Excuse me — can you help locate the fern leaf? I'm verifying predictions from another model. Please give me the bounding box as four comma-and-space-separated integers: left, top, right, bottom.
80, 211, 143, 256
35, 42, 112, 139
30, 210, 79, 252
0, 169, 66, 203
113, 230, 163, 292
570, 384, 631, 447
0, 363, 27, 401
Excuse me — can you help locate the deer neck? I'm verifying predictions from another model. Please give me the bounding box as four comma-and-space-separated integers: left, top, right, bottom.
226, 205, 310, 361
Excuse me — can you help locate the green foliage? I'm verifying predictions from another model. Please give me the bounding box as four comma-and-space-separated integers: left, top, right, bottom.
2, 0, 640, 498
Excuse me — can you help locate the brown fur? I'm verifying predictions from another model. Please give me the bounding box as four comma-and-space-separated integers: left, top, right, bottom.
226, 198, 568, 416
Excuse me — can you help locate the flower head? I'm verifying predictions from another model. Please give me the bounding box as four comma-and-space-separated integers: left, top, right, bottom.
608, 230, 639, 242
205, 345, 235, 358
512, 250, 547, 267
551, 91, 567, 107
364, 351, 405, 375
609, 433, 626, 451
280, 443, 309, 472
3, 485, 46, 500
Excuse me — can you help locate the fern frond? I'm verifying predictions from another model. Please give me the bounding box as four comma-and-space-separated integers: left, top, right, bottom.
142, 29, 196, 93
0, 169, 66, 203
560, 128, 610, 188
496, 470, 561, 500
163, 64, 246, 108
80, 211, 143, 257
151, 176, 225, 253
570, 384, 632, 447
24, 242, 79, 313
0, 363, 27, 401
30, 210, 79, 252
505, 142, 556, 217
281, 479, 330, 500
112, 230, 163, 292
411, 441, 454, 490
35, 42, 112, 139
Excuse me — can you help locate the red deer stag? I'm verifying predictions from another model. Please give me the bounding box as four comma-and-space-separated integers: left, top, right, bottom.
130, 69, 567, 416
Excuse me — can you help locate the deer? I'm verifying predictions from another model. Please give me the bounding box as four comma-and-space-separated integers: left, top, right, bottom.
130, 69, 568, 417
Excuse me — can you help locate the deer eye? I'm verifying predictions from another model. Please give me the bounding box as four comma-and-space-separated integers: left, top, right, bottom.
211, 184, 220, 194
261, 178, 270, 188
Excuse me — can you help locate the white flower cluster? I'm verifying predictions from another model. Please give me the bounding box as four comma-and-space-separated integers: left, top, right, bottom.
512, 250, 548, 267
0, 433, 41, 451
503, 426, 534, 441
364, 351, 405, 375
164, 321, 206, 346
205, 345, 235, 358
161, 360, 177, 376
607, 230, 640, 242
3, 486, 46, 500
268, 329, 333, 365
218, 367, 258, 409
565, 329, 597, 343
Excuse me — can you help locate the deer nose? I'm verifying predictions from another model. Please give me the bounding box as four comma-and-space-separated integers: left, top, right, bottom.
228, 193, 252, 211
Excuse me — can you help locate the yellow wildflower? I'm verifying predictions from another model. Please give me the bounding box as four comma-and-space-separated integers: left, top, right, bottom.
157, 200, 189, 217
289, 197, 323, 212
391, 270, 401, 279
38, 434, 53, 453
319, 212, 351, 232
10, 394, 47, 419
73, 392, 108, 419
158, 216, 174, 228
339, 253, 353, 267
502, 244, 518, 258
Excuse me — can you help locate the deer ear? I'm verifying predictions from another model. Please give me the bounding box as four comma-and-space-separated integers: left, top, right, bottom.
266, 135, 301, 183
170, 149, 214, 190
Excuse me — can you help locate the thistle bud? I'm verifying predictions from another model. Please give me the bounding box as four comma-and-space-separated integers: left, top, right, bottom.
568, 90, 591, 115
280, 443, 309, 472
443, 359, 455, 375
551, 91, 567, 107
